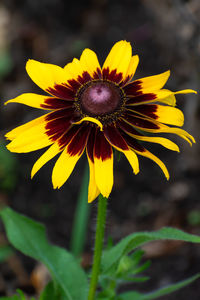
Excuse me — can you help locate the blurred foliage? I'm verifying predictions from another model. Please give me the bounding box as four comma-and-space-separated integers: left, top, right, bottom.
187, 210, 200, 226
0, 207, 89, 300
0, 50, 13, 79
1, 207, 200, 299
70, 165, 90, 257
0, 245, 13, 262
0, 289, 35, 300
0, 141, 18, 192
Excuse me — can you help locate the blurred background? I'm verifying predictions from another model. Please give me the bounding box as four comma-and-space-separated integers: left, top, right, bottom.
0, 0, 200, 298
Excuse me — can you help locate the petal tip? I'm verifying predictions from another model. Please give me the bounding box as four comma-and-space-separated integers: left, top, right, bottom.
6, 143, 12, 151
101, 191, 110, 198
191, 135, 196, 144
53, 183, 58, 189
88, 197, 94, 203
31, 167, 37, 179
175, 89, 198, 95
26, 59, 34, 68
134, 168, 139, 175
165, 169, 170, 181
189, 89, 197, 94
25, 59, 40, 73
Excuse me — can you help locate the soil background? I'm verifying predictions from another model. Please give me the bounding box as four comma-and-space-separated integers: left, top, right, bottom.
0, 0, 200, 299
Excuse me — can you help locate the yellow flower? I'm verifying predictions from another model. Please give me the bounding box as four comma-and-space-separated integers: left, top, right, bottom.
5, 41, 196, 202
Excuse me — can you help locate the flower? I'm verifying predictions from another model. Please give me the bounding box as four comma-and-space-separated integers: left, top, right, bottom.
5, 41, 196, 202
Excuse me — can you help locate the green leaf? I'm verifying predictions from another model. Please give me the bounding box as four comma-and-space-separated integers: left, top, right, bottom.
0, 289, 31, 300
121, 276, 149, 283
0, 245, 13, 262
16, 290, 26, 300
119, 291, 143, 300
102, 227, 200, 274
0, 207, 88, 300
0, 297, 19, 300
40, 281, 66, 300
116, 251, 150, 278
40, 282, 55, 300
0, 50, 13, 79
0, 297, 18, 300
0, 141, 18, 192
119, 273, 200, 299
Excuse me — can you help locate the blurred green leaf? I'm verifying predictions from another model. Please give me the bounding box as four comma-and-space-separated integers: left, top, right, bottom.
102, 227, 200, 274
40, 281, 66, 300
119, 273, 200, 299
187, 210, 200, 226
123, 276, 149, 283
70, 165, 90, 257
116, 250, 150, 278
0, 245, 13, 262
0, 50, 13, 79
0, 289, 32, 300
0, 297, 18, 300
15, 290, 26, 300
0, 207, 89, 300
106, 237, 114, 251
119, 291, 143, 300
0, 142, 18, 191
99, 249, 150, 300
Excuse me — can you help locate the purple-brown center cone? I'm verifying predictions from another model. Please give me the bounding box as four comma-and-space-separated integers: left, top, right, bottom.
81, 82, 121, 115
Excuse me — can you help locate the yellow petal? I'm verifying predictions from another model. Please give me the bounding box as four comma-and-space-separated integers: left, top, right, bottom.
94, 150, 113, 198
137, 70, 170, 93
178, 135, 193, 146
175, 89, 197, 95
73, 117, 103, 131
64, 58, 84, 82
155, 105, 184, 126
52, 147, 83, 189
126, 89, 176, 106
159, 127, 195, 145
155, 88, 197, 107
5, 115, 46, 141
87, 155, 100, 203
5, 93, 55, 110
125, 55, 139, 82
26, 59, 68, 92
103, 40, 132, 81
124, 116, 194, 145
103, 128, 139, 174
135, 136, 179, 152
6, 122, 52, 153
158, 92, 176, 106
130, 105, 184, 127
80, 48, 101, 77
123, 149, 139, 174
138, 88, 196, 106
135, 149, 169, 180
31, 143, 61, 178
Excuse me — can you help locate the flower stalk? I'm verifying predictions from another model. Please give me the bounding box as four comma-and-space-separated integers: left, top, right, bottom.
70, 164, 90, 257
88, 194, 108, 300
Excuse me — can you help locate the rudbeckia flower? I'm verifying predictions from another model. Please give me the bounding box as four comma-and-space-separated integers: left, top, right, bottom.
5, 41, 196, 202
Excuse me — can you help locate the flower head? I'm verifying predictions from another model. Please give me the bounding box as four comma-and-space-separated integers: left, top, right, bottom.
5, 41, 196, 202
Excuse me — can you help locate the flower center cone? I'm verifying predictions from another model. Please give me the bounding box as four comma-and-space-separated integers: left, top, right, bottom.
81, 82, 121, 115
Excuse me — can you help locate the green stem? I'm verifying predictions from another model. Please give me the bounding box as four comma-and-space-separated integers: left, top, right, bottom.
70, 165, 90, 257
88, 194, 108, 300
